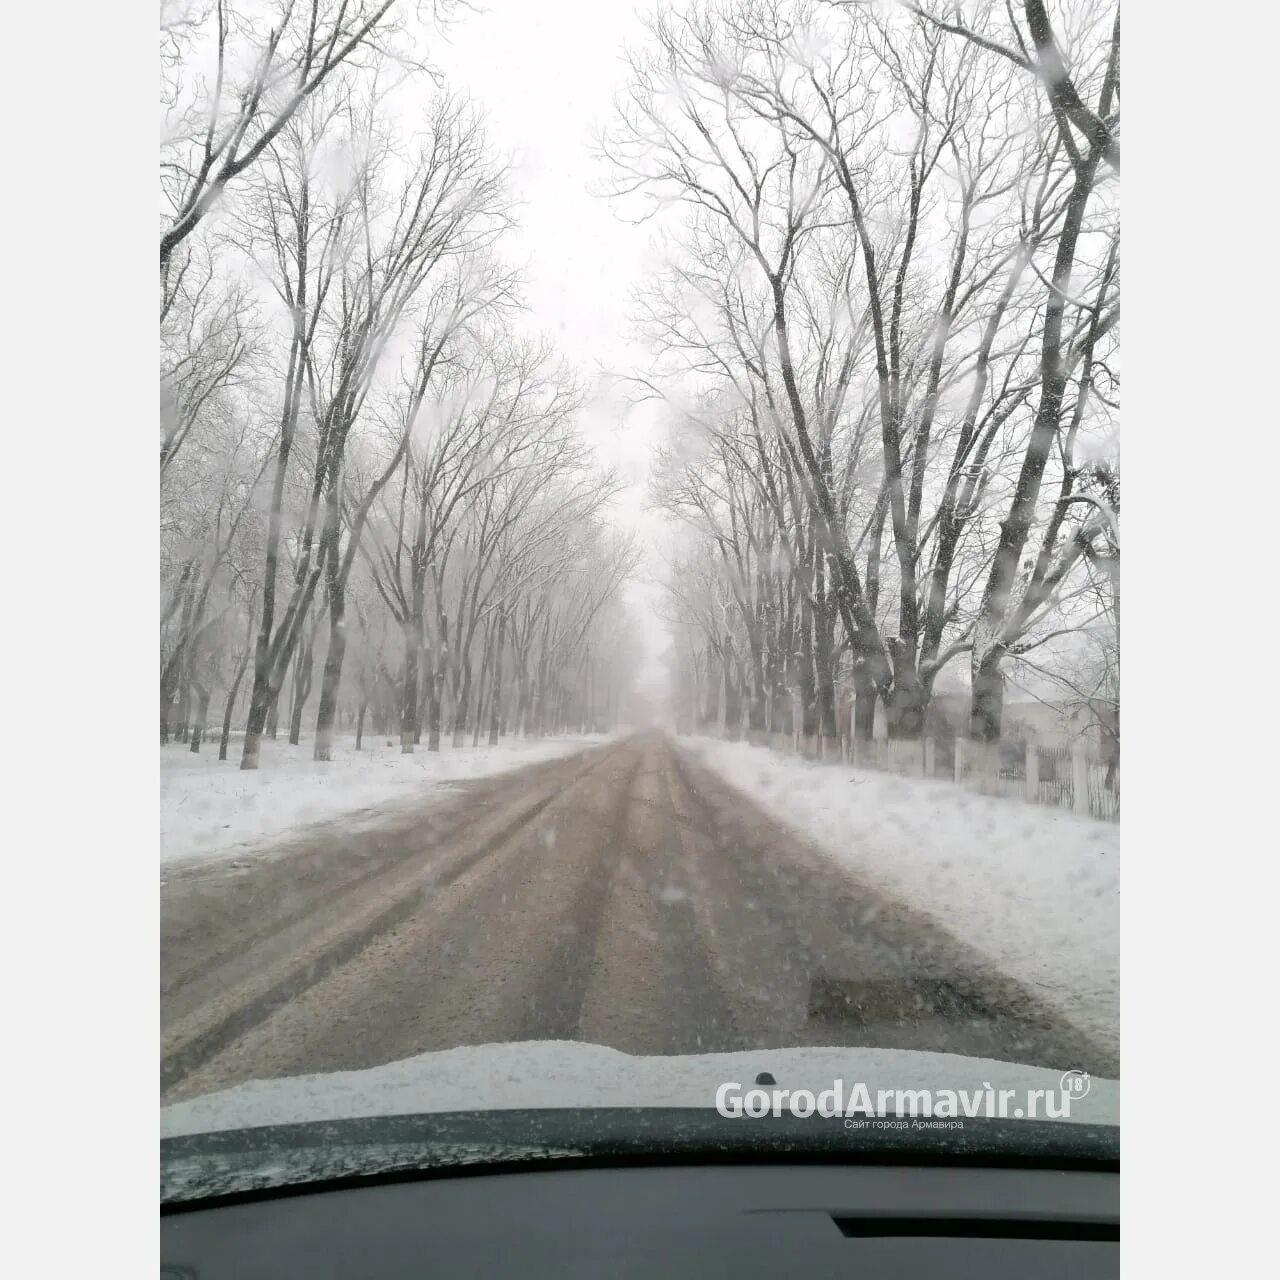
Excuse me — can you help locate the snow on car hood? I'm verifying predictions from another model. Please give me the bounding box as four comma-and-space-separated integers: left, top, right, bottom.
162, 1041, 1118, 1137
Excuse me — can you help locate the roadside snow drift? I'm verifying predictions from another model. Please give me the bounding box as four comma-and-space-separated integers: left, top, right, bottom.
684, 738, 1119, 1055
161, 733, 608, 864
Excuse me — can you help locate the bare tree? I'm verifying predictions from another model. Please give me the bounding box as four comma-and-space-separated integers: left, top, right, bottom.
160, 241, 261, 472
159, 0, 416, 267
614, 0, 1119, 744
235, 85, 509, 768
160, 0, 642, 777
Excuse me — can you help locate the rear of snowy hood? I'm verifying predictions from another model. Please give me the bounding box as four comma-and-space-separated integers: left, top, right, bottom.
162, 1041, 1118, 1138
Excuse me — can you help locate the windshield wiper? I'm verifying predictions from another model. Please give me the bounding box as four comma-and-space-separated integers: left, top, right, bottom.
162, 1107, 1119, 1207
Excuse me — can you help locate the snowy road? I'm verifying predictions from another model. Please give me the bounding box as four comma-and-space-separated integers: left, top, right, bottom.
161, 734, 1116, 1103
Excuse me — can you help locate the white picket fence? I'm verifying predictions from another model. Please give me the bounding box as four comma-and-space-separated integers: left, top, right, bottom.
735, 726, 1118, 823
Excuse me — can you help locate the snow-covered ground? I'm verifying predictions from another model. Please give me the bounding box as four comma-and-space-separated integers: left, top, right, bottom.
160, 732, 609, 864
684, 738, 1119, 1054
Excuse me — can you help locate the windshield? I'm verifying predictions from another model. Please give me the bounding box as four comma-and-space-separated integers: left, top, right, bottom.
160, 0, 1119, 1194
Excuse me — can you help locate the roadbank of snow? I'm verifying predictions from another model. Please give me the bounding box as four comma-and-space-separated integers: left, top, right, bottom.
683, 738, 1118, 1054
161, 733, 609, 864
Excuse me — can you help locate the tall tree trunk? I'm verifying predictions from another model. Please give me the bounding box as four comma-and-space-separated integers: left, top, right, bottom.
533, 613, 551, 736
798, 603, 817, 738
313, 585, 346, 761
886, 640, 927, 740
428, 666, 443, 751
414, 641, 429, 744
160, 656, 181, 745
488, 609, 507, 746
852, 662, 877, 743
399, 618, 419, 754
217, 678, 243, 762
189, 683, 211, 753
812, 558, 837, 739
968, 120, 1110, 737
241, 668, 271, 769
217, 604, 257, 761
288, 625, 316, 746
515, 667, 530, 737
749, 637, 766, 735
240, 332, 308, 771
970, 653, 1005, 743
472, 622, 495, 748
722, 633, 740, 740
452, 658, 472, 748
176, 671, 192, 743
417, 644, 432, 745
429, 616, 449, 750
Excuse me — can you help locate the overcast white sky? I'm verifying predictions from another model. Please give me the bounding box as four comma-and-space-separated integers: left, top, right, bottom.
442, 0, 675, 708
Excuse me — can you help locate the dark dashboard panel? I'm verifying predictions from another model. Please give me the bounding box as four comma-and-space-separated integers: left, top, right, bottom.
161, 1164, 1118, 1278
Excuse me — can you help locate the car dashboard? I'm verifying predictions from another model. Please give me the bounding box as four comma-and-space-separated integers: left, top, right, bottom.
162, 1161, 1118, 1278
